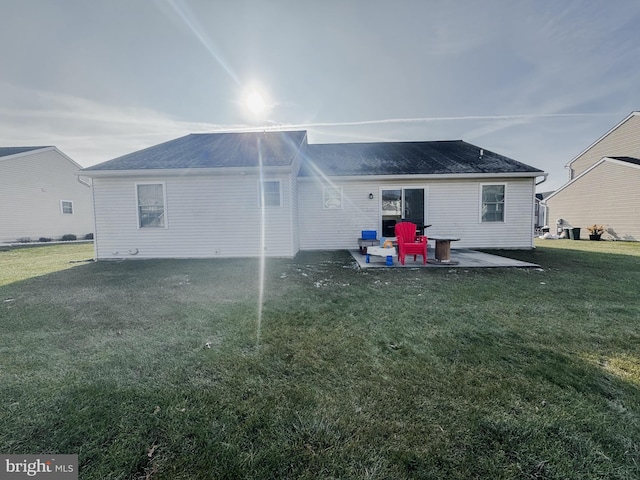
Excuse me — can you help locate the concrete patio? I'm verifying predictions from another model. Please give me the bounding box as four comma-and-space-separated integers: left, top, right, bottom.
350, 248, 539, 269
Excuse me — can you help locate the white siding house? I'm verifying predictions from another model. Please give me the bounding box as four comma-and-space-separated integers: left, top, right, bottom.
84, 132, 306, 259
81, 131, 546, 260
544, 112, 640, 241
297, 141, 543, 250
0, 147, 93, 243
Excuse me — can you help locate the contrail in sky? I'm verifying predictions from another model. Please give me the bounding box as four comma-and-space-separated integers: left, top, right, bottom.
271, 112, 611, 129
217, 112, 614, 133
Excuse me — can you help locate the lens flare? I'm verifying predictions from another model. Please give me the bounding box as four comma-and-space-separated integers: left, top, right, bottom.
256, 136, 266, 349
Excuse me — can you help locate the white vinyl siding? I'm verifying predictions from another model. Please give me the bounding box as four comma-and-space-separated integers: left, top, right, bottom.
0, 149, 93, 243
289, 173, 300, 254
428, 180, 533, 248
93, 174, 295, 259
89, 168, 538, 258
298, 177, 535, 250
298, 181, 380, 249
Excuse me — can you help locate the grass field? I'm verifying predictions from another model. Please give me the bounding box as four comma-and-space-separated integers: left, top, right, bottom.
1, 241, 639, 479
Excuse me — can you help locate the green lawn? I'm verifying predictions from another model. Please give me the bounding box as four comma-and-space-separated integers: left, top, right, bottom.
1, 241, 639, 479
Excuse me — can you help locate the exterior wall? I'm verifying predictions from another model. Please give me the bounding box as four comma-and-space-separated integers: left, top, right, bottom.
92, 172, 296, 259
289, 172, 300, 255
0, 149, 93, 243
427, 178, 535, 249
545, 161, 640, 241
298, 179, 380, 250
298, 177, 537, 250
570, 113, 640, 178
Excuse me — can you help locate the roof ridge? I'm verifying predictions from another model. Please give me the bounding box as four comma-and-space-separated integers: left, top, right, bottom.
190, 129, 307, 135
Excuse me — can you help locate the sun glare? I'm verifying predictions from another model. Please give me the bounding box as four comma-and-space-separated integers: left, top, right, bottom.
246, 90, 266, 116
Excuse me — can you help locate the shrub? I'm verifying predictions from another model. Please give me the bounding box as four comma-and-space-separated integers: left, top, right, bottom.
17, 237, 31, 243
84, 233, 94, 240
61, 234, 77, 241
38, 237, 53, 243
587, 224, 604, 235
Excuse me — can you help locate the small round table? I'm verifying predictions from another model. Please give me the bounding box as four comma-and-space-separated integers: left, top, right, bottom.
427, 235, 461, 264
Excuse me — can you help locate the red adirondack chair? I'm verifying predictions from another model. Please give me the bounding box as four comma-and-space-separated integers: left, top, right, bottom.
395, 221, 428, 265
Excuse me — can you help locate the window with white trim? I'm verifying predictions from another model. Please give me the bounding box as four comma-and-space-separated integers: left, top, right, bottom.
259, 180, 281, 207
323, 186, 342, 209
481, 184, 505, 222
136, 183, 167, 228
60, 200, 74, 215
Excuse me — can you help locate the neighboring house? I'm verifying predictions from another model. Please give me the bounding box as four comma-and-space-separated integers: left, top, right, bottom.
543, 112, 640, 240
80, 131, 546, 260
0, 146, 93, 243
534, 191, 553, 232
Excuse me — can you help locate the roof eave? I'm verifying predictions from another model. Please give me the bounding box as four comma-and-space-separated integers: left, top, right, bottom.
79, 165, 295, 178
545, 156, 640, 203
1, 146, 85, 172
605, 156, 640, 169
298, 171, 546, 181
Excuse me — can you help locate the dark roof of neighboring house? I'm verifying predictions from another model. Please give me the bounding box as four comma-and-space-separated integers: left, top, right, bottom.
300, 140, 543, 176
608, 156, 640, 166
0, 146, 50, 159
83, 131, 308, 171
536, 191, 554, 200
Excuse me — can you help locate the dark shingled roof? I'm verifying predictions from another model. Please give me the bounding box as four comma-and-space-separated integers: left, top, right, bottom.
84, 131, 307, 171
300, 140, 543, 176
83, 130, 544, 177
0, 146, 50, 159
608, 156, 640, 167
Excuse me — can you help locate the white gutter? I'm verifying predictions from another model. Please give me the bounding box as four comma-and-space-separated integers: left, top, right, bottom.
298, 171, 546, 182
80, 167, 547, 182
78, 165, 295, 178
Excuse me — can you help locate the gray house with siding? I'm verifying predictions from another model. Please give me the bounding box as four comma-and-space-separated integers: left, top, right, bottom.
80, 131, 545, 260
544, 111, 640, 240
0, 146, 93, 243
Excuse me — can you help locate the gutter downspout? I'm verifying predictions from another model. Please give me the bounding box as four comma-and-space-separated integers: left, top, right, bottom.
534, 174, 549, 244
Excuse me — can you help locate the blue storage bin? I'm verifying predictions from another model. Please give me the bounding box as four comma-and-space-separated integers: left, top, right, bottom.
361, 230, 377, 240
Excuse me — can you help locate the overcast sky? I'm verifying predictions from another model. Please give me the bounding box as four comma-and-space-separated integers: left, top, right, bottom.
2, 0, 639, 191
